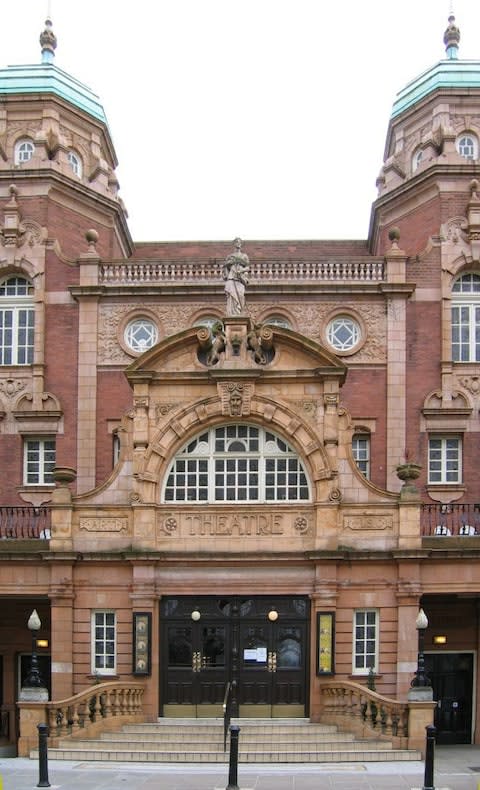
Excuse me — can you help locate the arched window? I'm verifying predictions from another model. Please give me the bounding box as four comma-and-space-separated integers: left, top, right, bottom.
0, 276, 34, 365
412, 148, 423, 172
456, 134, 478, 160
14, 139, 34, 165
68, 150, 82, 178
163, 424, 311, 503
451, 272, 480, 362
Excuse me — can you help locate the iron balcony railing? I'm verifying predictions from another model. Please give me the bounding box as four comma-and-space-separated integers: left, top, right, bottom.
0, 506, 51, 540
421, 504, 480, 537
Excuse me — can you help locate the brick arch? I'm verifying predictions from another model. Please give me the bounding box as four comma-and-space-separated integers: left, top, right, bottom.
137, 394, 332, 502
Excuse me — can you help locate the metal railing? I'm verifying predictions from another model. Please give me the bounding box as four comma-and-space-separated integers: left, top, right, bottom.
99, 258, 385, 285
223, 681, 232, 752
0, 507, 51, 539
421, 504, 480, 537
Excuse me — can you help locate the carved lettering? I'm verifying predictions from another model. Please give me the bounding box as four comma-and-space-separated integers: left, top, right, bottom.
162, 511, 312, 538
79, 517, 128, 532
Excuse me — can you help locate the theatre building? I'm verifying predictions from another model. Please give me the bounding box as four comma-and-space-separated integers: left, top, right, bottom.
0, 13, 480, 756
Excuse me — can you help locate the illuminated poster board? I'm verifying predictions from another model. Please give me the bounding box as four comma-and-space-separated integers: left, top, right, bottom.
316, 612, 335, 675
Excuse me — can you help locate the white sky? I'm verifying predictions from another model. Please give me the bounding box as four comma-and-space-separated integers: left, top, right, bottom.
3, 1, 480, 242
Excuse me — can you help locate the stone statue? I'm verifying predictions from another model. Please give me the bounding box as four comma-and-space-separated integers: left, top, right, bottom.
223, 238, 249, 316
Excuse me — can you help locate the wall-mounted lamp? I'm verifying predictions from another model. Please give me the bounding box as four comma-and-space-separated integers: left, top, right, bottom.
191, 609, 201, 622
267, 609, 278, 622
433, 635, 447, 645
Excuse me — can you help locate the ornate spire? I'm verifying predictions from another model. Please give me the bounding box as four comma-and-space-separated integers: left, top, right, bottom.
40, 18, 57, 64
443, 13, 460, 60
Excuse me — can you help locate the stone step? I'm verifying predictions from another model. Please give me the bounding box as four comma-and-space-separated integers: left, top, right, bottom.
31, 718, 422, 764
36, 747, 421, 763
58, 737, 392, 752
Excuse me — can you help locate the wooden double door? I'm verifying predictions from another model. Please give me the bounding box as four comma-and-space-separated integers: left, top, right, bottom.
161, 596, 309, 717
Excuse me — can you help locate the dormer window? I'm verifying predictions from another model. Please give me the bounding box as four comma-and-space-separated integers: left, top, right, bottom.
412, 148, 423, 172
68, 150, 82, 178
456, 134, 478, 161
14, 139, 34, 165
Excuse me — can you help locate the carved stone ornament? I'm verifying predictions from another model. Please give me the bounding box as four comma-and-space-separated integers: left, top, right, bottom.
161, 516, 178, 535
329, 487, 342, 502
441, 216, 468, 244
294, 516, 310, 534
459, 375, 480, 396
218, 381, 253, 416
154, 402, 177, 422
0, 379, 26, 398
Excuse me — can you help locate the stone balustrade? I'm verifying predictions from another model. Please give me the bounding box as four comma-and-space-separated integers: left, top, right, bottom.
319, 679, 435, 754
17, 681, 145, 756
99, 258, 385, 285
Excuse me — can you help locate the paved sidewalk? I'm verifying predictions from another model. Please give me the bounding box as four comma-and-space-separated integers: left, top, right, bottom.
2, 746, 480, 790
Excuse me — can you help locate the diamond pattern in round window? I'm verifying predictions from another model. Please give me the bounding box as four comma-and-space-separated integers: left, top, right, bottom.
125, 318, 158, 353
327, 316, 360, 352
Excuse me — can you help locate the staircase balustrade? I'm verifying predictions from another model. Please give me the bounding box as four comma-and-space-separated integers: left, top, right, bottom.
17, 681, 145, 755
319, 680, 409, 745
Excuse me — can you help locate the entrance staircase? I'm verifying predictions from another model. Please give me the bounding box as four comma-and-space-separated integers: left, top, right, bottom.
37, 718, 422, 763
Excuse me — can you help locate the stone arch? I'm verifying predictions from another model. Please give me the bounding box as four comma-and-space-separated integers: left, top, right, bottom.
134, 394, 333, 505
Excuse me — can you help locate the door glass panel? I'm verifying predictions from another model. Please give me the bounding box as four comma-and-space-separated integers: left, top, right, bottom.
242, 626, 268, 667
202, 626, 225, 667
276, 626, 302, 668
168, 626, 192, 667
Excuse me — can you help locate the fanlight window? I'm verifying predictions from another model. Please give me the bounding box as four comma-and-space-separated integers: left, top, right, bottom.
451, 273, 480, 362
163, 425, 311, 503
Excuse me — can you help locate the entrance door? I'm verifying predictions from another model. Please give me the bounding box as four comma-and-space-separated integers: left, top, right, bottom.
239, 620, 306, 717
161, 596, 309, 718
164, 620, 228, 716
425, 653, 474, 744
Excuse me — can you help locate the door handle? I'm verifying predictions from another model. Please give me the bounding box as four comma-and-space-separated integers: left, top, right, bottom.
267, 651, 277, 673
192, 651, 202, 672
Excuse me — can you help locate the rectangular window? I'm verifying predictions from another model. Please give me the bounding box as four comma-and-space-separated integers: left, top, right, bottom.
0, 307, 34, 365
23, 437, 56, 485
428, 436, 462, 484
353, 609, 378, 674
451, 304, 480, 362
92, 611, 116, 675
352, 434, 370, 479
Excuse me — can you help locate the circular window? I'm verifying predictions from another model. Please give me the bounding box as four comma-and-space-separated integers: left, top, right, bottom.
193, 316, 222, 330
264, 315, 292, 329
326, 316, 361, 352
124, 318, 158, 353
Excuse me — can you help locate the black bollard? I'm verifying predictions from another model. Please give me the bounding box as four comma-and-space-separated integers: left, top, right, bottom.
37, 722, 51, 788
423, 724, 436, 790
226, 724, 240, 790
